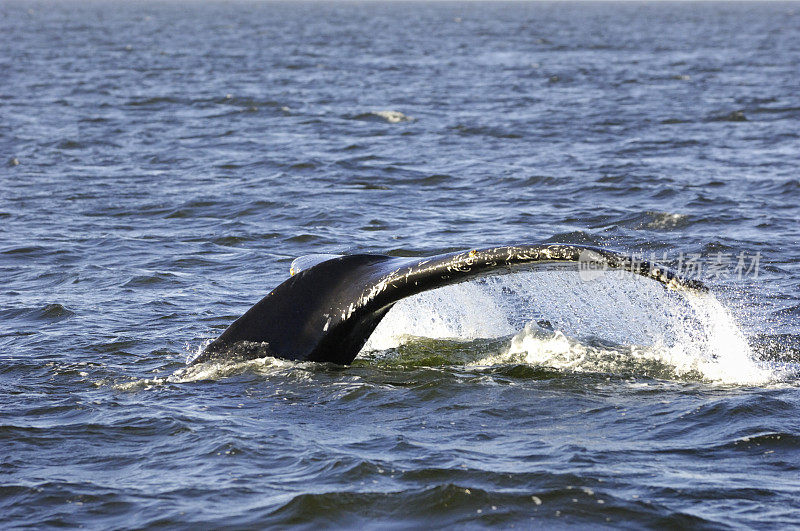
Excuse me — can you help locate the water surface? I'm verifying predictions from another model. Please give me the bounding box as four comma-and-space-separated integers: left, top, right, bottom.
2, 1, 800, 527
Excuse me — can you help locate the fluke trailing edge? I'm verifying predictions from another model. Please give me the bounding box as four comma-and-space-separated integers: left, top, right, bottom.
193, 244, 706, 366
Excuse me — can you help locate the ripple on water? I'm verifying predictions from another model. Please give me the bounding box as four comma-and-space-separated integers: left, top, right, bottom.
0, 304, 75, 323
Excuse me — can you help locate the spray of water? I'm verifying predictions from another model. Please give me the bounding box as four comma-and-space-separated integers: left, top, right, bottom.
361, 269, 775, 385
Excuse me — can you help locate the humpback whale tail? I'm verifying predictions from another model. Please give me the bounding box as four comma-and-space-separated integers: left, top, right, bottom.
192, 244, 706, 366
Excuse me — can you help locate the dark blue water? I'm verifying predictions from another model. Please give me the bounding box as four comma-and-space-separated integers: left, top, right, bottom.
3, 1, 800, 527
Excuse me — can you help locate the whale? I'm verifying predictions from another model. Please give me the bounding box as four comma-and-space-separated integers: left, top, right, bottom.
192, 243, 706, 365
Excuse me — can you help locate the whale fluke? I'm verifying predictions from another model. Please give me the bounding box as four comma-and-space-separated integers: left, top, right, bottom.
193, 244, 706, 365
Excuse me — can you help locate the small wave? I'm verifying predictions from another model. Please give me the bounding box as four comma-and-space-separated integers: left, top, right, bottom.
607, 211, 690, 231
40, 303, 74, 319
748, 105, 800, 116
643, 211, 690, 230
55, 139, 87, 150
126, 96, 182, 107
177, 357, 276, 384
122, 272, 177, 288
452, 124, 522, 139
283, 234, 324, 244
211, 235, 255, 247
728, 432, 800, 450
0, 304, 75, 322
266, 484, 514, 525
1, 245, 50, 256
628, 211, 689, 230
113, 355, 301, 391
352, 110, 414, 123
263, 481, 676, 527
217, 95, 285, 109
708, 110, 747, 122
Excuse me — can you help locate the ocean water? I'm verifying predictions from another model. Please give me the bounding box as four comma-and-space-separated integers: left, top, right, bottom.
2, 0, 800, 527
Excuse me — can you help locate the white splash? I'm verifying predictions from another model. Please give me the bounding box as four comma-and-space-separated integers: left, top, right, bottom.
371, 110, 413, 123
360, 269, 775, 385
114, 355, 302, 391
169, 356, 299, 383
